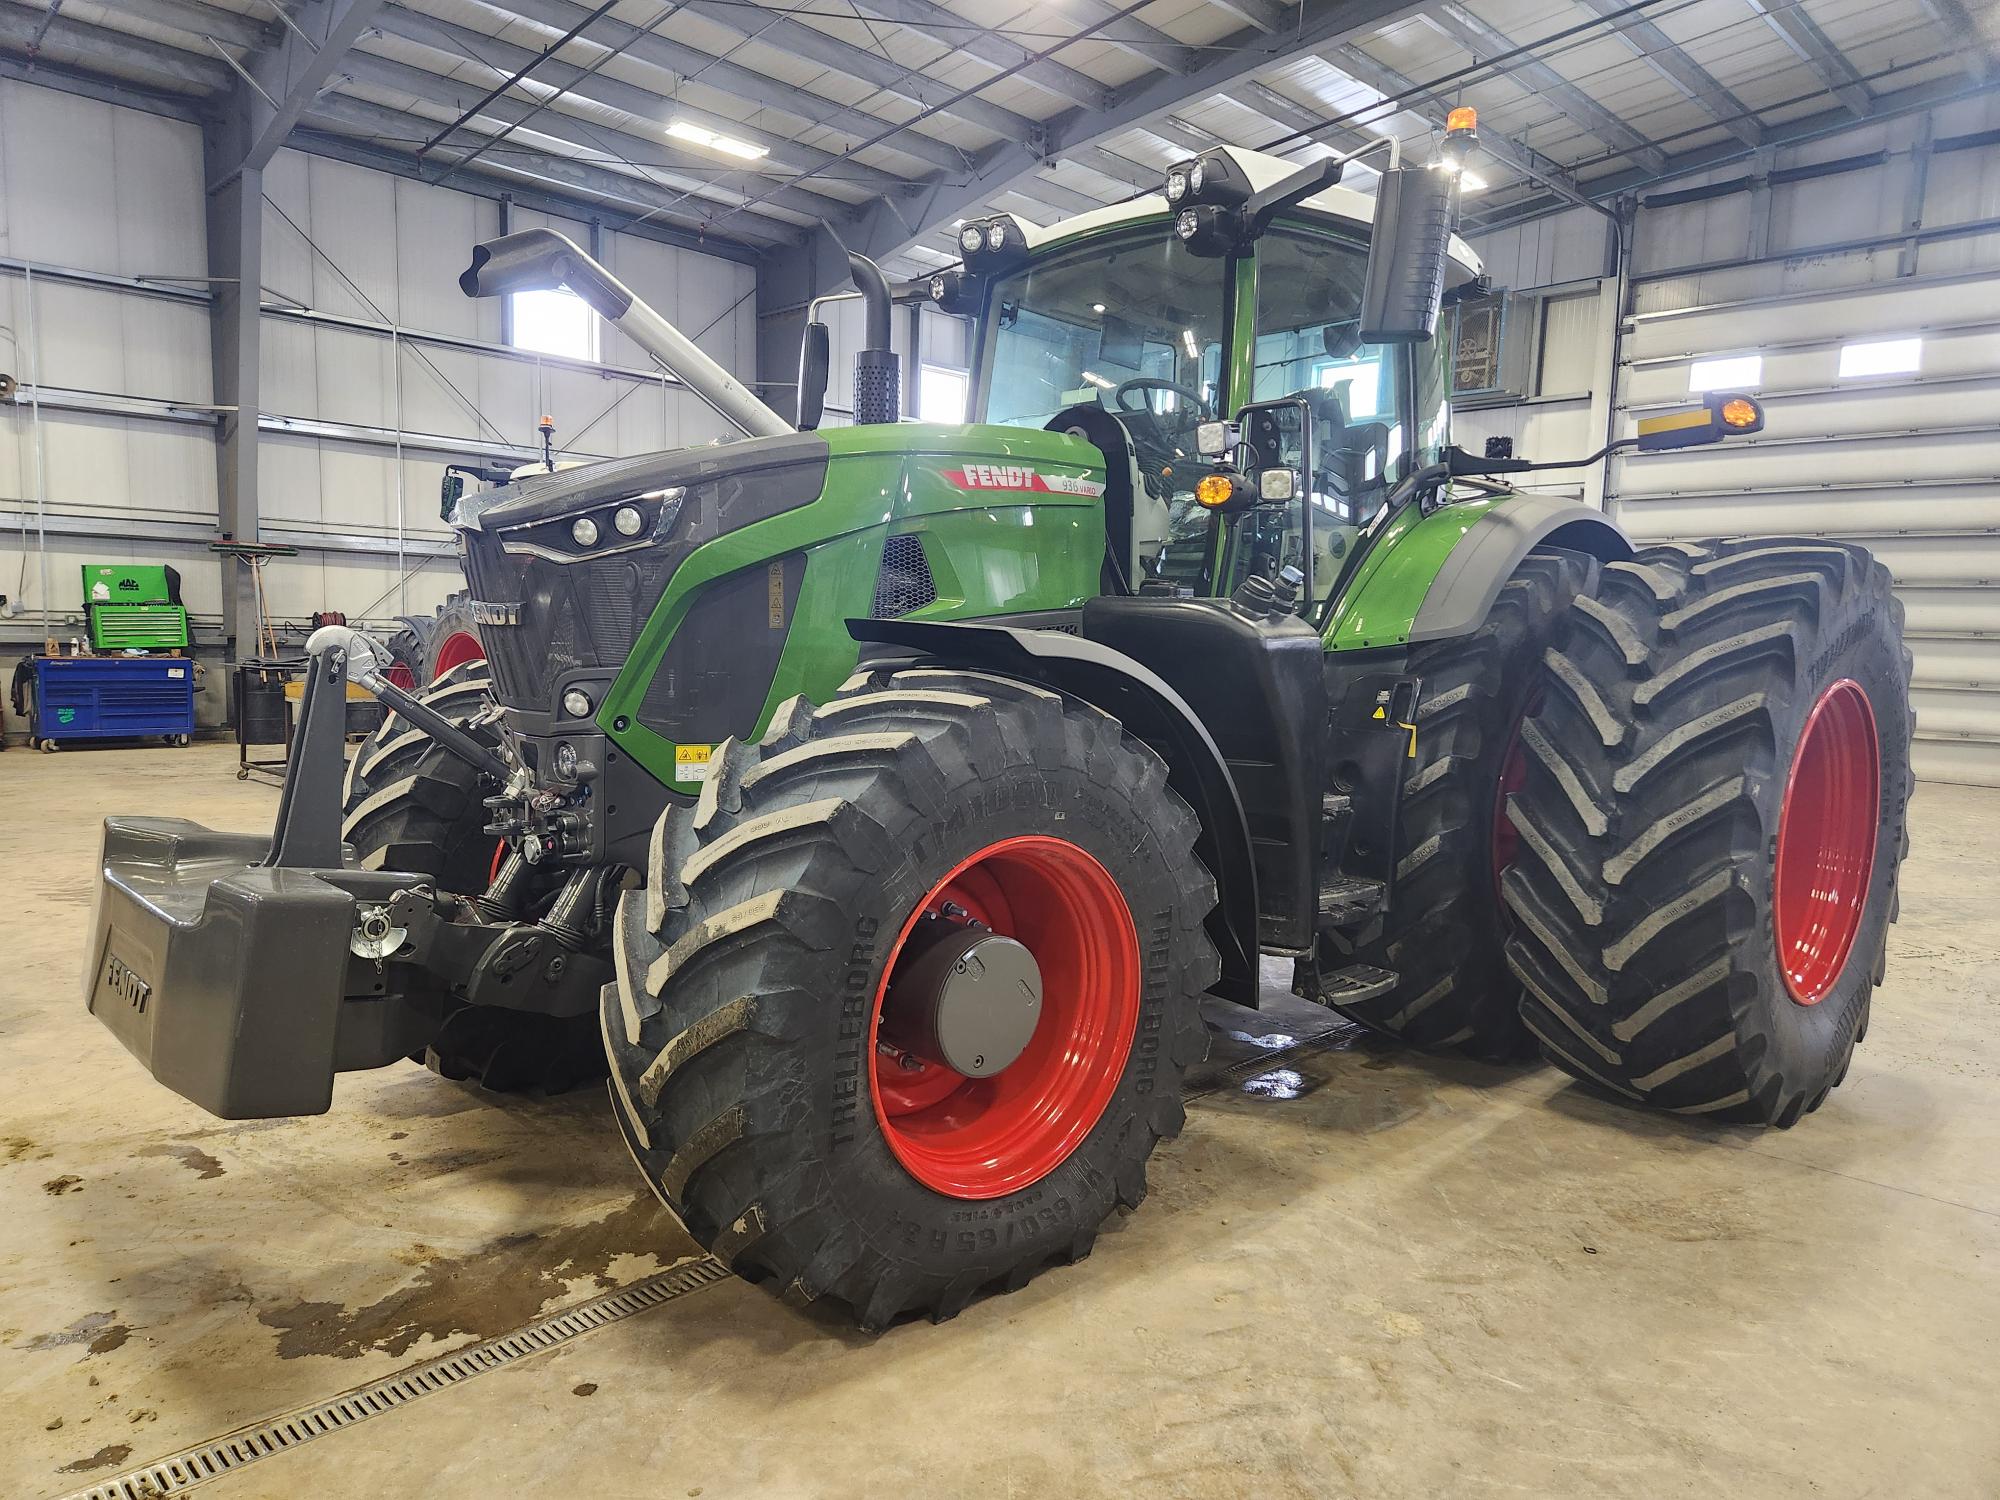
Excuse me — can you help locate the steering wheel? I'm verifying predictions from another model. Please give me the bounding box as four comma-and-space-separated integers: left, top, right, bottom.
1113, 377, 1209, 417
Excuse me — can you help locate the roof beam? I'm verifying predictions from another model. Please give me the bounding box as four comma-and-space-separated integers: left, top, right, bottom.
1467, 70, 1979, 233
768, 0, 1435, 305
0, 2, 232, 91
1739, 0, 1872, 118
1204, 0, 1295, 37
1914, 0, 1994, 84
336, 51, 847, 228
842, 0, 1113, 112
304, 91, 787, 247
1571, 0, 1763, 147
1423, 3, 1670, 174
109, 0, 273, 51
476, 0, 984, 175
1233, 78, 1381, 156
227, 0, 391, 182
1324, 42, 1597, 211
656, 0, 1047, 146
371, 5, 909, 198
1043, 0, 1193, 74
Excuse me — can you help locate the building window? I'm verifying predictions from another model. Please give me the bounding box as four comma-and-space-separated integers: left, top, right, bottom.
919, 365, 968, 423
1839, 337, 1921, 378
510, 289, 600, 362
1688, 354, 1761, 392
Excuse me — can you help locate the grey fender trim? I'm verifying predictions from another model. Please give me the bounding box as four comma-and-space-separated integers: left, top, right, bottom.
848, 617, 1261, 1007
1406, 496, 1632, 645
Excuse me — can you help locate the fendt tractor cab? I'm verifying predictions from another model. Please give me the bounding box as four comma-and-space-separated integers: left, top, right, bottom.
86, 119, 1913, 1330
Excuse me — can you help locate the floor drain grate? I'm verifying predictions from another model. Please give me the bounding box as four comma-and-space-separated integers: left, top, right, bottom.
51, 1256, 730, 1500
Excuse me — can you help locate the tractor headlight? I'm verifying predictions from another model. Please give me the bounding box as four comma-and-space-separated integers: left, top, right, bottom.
571, 516, 599, 547
554, 740, 579, 779
1175, 209, 1199, 241
1188, 158, 1206, 194
1164, 167, 1189, 203
959, 224, 983, 253
562, 688, 593, 719
987, 222, 1007, 251
613, 505, 644, 536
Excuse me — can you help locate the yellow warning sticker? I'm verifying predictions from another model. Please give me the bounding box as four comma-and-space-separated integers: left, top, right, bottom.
675, 743, 715, 782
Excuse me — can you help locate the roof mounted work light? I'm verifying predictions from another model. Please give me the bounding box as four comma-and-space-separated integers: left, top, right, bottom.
958, 215, 1031, 274
1164, 152, 1252, 210
927, 268, 983, 316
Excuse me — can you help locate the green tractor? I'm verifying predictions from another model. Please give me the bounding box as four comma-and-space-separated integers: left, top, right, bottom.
86, 124, 1913, 1330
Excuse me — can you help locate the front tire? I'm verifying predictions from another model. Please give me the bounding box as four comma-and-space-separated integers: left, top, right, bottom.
1503, 539, 1913, 1124
604, 667, 1218, 1328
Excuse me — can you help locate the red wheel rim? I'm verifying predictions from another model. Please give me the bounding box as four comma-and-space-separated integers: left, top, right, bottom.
868, 836, 1140, 1200
383, 661, 417, 691
1775, 679, 1880, 1004
431, 630, 485, 680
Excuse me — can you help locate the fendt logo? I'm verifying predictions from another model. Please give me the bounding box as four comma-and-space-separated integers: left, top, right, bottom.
943, 465, 1107, 497
103, 954, 150, 1013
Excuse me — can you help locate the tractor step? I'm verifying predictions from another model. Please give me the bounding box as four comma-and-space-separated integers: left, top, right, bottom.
1296, 961, 1399, 1007
1317, 876, 1386, 924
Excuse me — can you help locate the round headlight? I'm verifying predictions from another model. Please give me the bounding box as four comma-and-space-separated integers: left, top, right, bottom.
987, 221, 1007, 251
959, 225, 983, 253
929, 274, 946, 301
1164, 169, 1187, 203
562, 687, 593, 719
1189, 158, 1207, 194
554, 741, 579, 780
1175, 209, 1198, 241
613, 505, 643, 536
570, 516, 600, 547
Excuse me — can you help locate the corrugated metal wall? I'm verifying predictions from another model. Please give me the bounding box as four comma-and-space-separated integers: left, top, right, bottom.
1, 76, 757, 681
1464, 94, 2000, 787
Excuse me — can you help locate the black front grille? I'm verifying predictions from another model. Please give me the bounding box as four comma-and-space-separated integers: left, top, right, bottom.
872, 533, 937, 618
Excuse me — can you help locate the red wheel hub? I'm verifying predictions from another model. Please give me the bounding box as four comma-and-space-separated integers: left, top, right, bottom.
868, 836, 1140, 1200
1775, 679, 1880, 1004
431, 630, 485, 680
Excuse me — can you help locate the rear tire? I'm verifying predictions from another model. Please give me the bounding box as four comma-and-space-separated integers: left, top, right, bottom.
604, 667, 1218, 1329
342, 659, 607, 1094
1331, 548, 1597, 1060
1503, 539, 1913, 1125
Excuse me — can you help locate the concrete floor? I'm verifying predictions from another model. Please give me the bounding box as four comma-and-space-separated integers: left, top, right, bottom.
2, 741, 1997, 1498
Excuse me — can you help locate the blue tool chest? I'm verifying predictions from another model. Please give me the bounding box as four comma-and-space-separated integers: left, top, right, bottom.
30, 656, 196, 746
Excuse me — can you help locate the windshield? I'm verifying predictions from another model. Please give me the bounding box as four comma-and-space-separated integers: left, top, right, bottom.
975, 226, 1231, 588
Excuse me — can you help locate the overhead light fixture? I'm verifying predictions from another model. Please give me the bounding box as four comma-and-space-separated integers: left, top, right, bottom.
1092, 302, 1106, 313
667, 120, 769, 161
1080, 370, 1115, 390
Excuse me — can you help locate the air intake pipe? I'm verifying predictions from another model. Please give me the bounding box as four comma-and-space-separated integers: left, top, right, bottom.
848, 251, 899, 425
460, 229, 790, 440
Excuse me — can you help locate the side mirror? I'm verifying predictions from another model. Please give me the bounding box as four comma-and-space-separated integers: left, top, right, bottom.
439, 470, 466, 523
797, 321, 831, 431
1359, 167, 1458, 345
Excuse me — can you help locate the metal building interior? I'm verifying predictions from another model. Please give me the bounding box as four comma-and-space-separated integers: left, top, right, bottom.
1, 0, 1996, 1493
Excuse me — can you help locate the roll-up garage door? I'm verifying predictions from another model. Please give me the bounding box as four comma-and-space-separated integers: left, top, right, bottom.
1610, 268, 2000, 788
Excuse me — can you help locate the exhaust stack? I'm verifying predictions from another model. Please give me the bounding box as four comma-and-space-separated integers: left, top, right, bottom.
461, 229, 790, 440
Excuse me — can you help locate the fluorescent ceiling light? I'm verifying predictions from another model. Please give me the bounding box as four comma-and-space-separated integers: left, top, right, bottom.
1839, 337, 1921, 378
1182, 329, 1199, 359
1688, 354, 1762, 393
667, 120, 769, 161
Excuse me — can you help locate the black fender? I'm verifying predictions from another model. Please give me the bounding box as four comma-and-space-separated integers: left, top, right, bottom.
1406, 496, 1631, 645
848, 617, 1260, 1006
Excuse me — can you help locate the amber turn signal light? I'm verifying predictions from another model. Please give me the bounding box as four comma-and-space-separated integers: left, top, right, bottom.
1721, 396, 1760, 428
1195, 474, 1236, 508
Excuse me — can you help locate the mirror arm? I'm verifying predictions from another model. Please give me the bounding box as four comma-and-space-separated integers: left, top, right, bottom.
1445, 440, 1635, 476
1243, 158, 1346, 235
